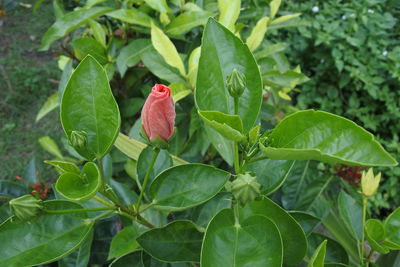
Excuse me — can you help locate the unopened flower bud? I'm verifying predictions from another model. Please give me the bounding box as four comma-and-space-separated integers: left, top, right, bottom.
361, 168, 381, 197
9, 195, 43, 221
230, 172, 261, 205
70, 130, 88, 150
226, 69, 246, 98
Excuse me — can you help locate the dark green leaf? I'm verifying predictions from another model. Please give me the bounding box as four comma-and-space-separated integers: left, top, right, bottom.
71, 37, 108, 64
41, 7, 113, 50
307, 240, 327, 267
108, 224, 144, 260
384, 206, 400, 248
365, 219, 390, 254
308, 233, 349, 264
58, 228, 94, 267
239, 197, 307, 265
110, 250, 144, 267
338, 191, 362, 240
289, 211, 320, 237
117, 39, 152, 77
0, 200, 94, 266
61, 56, 121, 160
260, 110, 397, 166
149, 164, 230, 211
201, 209, 282, 267
137, 220, 203, 262
166, 11, 211, 35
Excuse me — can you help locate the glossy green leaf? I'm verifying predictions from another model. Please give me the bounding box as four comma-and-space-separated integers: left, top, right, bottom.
58, 229, 94, 267
0, 200, 94, 266
56, 162, 101, 202
365, 219, 390, 254
61, 56, 121, 160
71, 37, 108, 64
384, 206, 400, 248
289, 211, 320, 237
307, 240, 327, 267
40, 7, 113, 50
141, 46, 186, 84
108, 224, 144, 260
166, 11, 211, 35
88, 19, 106, 47
338, 191, 362, 240
110, 250, 144, 267
196, 18, 262, 133
137, 146, 172, 194
239, 198, 307, 265
151, 22, 186, 76
114, 133, 187, 166
149, 164, 230, 211
38, 136, 64, 159
260, 110, 398, 166
106, 9, 152, 27
137, 220, 203, 262
198, 110, 245, 142
201, 209, 283, 267
117, 39, 152, 77
35, 92, 59, 122
246, 158, 294, 195
44, 160, 80, 175
145, 0, 171, 13
217, 0, 240, 31
246, 17, 269, 51
308, 233, 349, 264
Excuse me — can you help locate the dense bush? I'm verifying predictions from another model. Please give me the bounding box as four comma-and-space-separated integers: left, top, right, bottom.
273, 0, 400, 215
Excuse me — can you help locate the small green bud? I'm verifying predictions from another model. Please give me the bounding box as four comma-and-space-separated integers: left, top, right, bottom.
226, 69, 246, 98
230, 172, 261, 205
361, 168, 381, 197
70, 130, 88, 150
248, 124, 261, 144
9, 195, 43, 221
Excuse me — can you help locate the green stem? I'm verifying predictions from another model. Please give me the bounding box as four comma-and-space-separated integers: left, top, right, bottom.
44, 207, 114, 214
137, 148, 160, 213
233, 96, 241, 174
246, 155, 269, 164
93, 195, 114, 208
92, 210, 115, 221
361, 196, 368, 265
234, 96, 239, 115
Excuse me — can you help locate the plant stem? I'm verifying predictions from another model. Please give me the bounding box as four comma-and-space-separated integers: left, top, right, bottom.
233, 96, 241, 174
246, 155, 269, 163
93, 195, 114, 208
137, 147, 160, 213
361, 196, 368, 265
92, 210, 115, 221
44, 207, 114, 214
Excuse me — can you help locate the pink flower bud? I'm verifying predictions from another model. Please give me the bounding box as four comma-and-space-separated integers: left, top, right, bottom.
141, 84, 175, 141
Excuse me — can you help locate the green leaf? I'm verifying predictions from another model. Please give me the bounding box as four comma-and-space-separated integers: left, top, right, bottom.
108, 224, 144, 260
196, 18, 262, 133
0, 180, 27, 198
308, 233, 349, 265
307, 240, 327, 267
384, 206, 400, 248
137, 220, 203, 262
141, 46, 187, 84
35, 92, 59, 122
58, 59, 73, 99
114, 133, 187, 166
40, 7, 113, 50
269, 0, 281, 19
169, 83, 192, 103
71, 37, 108, 64
260, 110, 398, 166
365, 219, 390, 254
137, 146, 172, 194
166, 11, 211, 35
110, 251, 144, 267
116, 39, 152, 77
88, 19, 106, 47
271, 13, 301, 25
201, 209, 283, 267
151, 22, 186, 77
239, 197, 307, 265
289, 211, 320, 237
217, 0, 240, 31
0, 200, 94, 266
246, 17, 269, 51
106, 9, 152, 27
44, 160, 80, 175
198, 110, 245, 142
58, 229, 94, 267
187, 46, 201, 87
263, 69, 309, 89
254, 43, 286, 59
144, 0, 171, 13
38, 136, 64, 159
338, 191, 362, 241
61, 56, 121, 160
246, 158, 294, 195
56, 162, 101, 202
149, 164, 230, 211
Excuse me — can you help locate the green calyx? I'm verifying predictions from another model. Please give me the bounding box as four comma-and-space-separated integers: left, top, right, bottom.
226, 68, 246, 98
229, 172, 261, 205
9, 195, 44, 221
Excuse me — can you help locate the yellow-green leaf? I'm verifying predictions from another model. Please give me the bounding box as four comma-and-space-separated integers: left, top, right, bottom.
36, 92, 59, 122
269, 0, 281, 19
217, 0, 240, 32
246, 17, 269, 51
271, 13, 301, 25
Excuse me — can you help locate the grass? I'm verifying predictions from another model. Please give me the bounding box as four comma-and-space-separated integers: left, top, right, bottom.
0, 1, 64, 181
